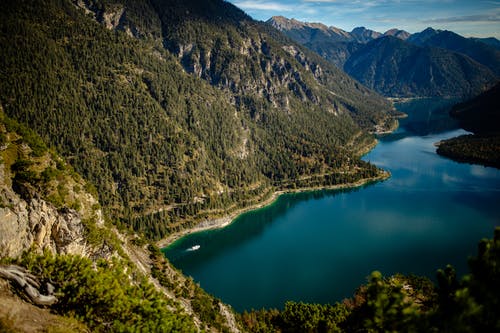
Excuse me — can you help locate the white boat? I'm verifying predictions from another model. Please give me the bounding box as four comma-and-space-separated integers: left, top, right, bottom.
187, 245, 200, 251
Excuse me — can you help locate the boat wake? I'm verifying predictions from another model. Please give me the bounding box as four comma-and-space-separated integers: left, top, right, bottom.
186, 245, 201, 252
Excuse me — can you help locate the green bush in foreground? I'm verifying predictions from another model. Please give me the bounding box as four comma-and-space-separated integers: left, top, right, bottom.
19, 251, 196, 332
241, 227, 500, 332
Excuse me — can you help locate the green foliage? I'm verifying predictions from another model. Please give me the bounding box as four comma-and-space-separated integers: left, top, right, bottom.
0, 0, 389, 240
240, 309, 281, 333
240, 301, 350, 333
0, 132, 6, 147
241, 228, 500, 333
437, 134, 500, 169
41, 167, 60, 183
18, 251, 196, 332
1, 111, 47, 157
359, 272, 421, 332
280, 301, 349, 333
432, 228, 500, 332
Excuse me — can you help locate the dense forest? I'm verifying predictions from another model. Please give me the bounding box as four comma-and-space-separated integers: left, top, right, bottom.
437, 82, 500, 168
0, 109, 239, 332
0, 0, 395, 240
0, 1, 499, 332
2, 102, 499, 332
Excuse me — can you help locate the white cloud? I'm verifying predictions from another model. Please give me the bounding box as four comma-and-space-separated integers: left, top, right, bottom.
233, 1, 293, 11
423, 13, 500, 23
302, 0, 340, 2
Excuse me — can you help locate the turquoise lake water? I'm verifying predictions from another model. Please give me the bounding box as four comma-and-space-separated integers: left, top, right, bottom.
164, 98, 500, 312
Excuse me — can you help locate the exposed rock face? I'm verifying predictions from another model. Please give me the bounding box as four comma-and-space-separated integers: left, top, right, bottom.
0, 200, 88, 258
0, 164, 89, 258
0, 159, 102, 258
101, 4, 125, 30
267, 16, 353, 44
73, 0, 161, 40
384, 29, 410, 40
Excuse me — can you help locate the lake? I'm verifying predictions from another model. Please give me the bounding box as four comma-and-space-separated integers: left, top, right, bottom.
163, 98, 500, 312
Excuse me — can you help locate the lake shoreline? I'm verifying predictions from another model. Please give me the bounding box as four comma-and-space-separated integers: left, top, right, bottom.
157, 171, 390, 248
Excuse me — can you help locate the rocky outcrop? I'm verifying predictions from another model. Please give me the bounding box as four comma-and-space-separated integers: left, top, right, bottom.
73, 0, 161, 40
172, 36, 325, 109
0, 163, 90, 258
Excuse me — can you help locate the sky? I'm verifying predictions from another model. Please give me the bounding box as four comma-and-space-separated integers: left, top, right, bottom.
228, 0, 500, 39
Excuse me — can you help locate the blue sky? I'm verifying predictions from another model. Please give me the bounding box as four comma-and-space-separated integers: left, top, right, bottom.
228, 0, 500, 38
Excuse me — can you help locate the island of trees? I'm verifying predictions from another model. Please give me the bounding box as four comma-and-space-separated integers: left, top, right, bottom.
437, 82, 500, 169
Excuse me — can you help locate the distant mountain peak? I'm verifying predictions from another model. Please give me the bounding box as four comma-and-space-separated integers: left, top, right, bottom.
268, 16, 328, 30
350, 26, 382, 43
422, 27, 437, 33
267, 16, 352, 43
383, 28, 410, 40
408, 27, 441, 44
268, 16, 499, 98
269, 18, 385, 44
408, 27, 500, 75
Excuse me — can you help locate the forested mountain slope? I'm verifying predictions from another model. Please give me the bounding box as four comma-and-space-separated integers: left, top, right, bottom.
409, 30, 500, 75
271, 17, 498, 98
0, 110, 240, 332
344, 36, 496, 97
0, 0, 394, 240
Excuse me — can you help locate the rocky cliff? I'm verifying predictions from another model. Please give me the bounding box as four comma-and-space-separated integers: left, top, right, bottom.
0, 109, 106, 259
0, 184, 89, 259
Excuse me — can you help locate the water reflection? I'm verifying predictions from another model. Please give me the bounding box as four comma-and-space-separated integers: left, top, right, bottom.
165, 186, 369, 264
164, 98, 499, 311
381, 97, 461, 142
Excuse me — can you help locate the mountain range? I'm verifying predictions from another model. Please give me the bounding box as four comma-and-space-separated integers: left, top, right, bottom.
0, 0, 499, 332
268, 16, 411, 44
269, 16, 499, 97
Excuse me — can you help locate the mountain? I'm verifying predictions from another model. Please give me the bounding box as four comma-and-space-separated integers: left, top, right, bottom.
471, 37, 500, 50
267, 16, 353, 44
267, 17, 411, 45
436, 82, 500, 168
408, 30, 500, 75
449, 81, 500, 134
384, 28, 411, 40
407, 27, 440, 44
267, 17, 410, 45
267, 16, 362, 68
271, 18, 498, 97
0, 2, 498, 331
350, 26, 382, 43
0, 108, 240, 332
303, 40, 364, 68
2, 104, 499, 331
0, 0, 395, 241
344, 36, 496, 97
